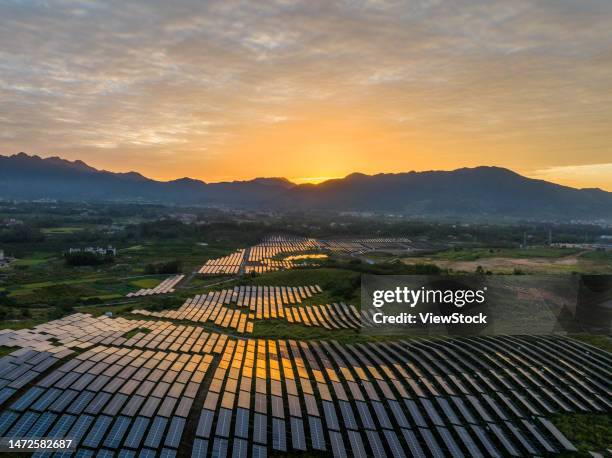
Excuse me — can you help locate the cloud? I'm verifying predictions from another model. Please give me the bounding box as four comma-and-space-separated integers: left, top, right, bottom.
0, 0, 611, 186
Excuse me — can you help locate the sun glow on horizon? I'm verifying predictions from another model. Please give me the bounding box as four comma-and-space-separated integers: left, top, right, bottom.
290, 176, 343, 184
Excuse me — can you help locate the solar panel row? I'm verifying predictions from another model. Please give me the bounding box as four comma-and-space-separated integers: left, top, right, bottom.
0, 313, 609, 457
126, 274, 185, 297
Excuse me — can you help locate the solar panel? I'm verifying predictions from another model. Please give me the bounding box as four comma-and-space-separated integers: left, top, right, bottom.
152, 381, 171, 398
183, 381, 200, 399
0, 411, 19, 436
251, 444, 267, 458
86, 374, 110, 392
7, 411, 39, 437
191, 438, 209, 458
144, 416, 169, 449
371, 401, 392, 429
215, 408, 232, 438
466, 395, 493, 423
404, 399, 427, 427
104, 415, 131, 449
171, 396, 192, 418
103, 393, 129, 416
436, 397, 461, 425
322, 401, 340, 431
364, 430, 386, 457
388, 400, 410, 428
338, 400, 358, 430
46, 413, 77, 439
308, 416, 326, 451
254, 393, 266, 414
253, 413, 267, 444
288, 395, 301, 417
84, 391, 112, 415
165, 417, 186, 449
76, 448, 96, 458
30, 387, 62, 411
401, 428, 427, 458
271, 395, 284, 419
139, 396, 161, 417
65, 390, 95, 415
272, 417, 286, 451
0, 387, 16, 404
453, 425, 484, 458
138, 448, 157, 458
38, 370, 64, 388
355, 401, 375, 430
329, 430, 347, 458
347, 430, 368, 458
488, 423, 520, 457
10, 386, 45, 411
82, 414, 113, 448
158, 396, 178, 417
384, 429, 407, 458
468, 425, 501, 458
25, 411, 56, 438
120, 394, 145, 417
421, 399, 444, 427
65, 414, 95, 445
505, 420, 538, 455
450, 397, 476, 424
232, 437, 248, 458
103, 376, 127, 394
419, 428, 445, 458
235, 408, 249, 439
290, 417, 306, 451
437, 426, 465, 458
123, 416, 149, 449
211, 437, 228, 458
196, 409, 214, 439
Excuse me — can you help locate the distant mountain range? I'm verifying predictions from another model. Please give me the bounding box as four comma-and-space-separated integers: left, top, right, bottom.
2, 153, 612, 220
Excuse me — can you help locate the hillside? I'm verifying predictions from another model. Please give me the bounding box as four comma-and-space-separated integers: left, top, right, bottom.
1, 153, 611, 219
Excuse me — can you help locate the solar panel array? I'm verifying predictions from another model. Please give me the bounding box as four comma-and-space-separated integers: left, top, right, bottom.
132, 285, 336, 333
318, 238, 413, 254
0, 347, 72, 406
192, 335, 608, 458
198, 250, 246, 275
198, 236, 415, 277
0, 310, 609, 457
0, 344, 214, 456
244, 260, 298, 274
248, 236, 320, 259
126, 275, 185, 297
0, 314, 140, 352
140, 286, 364, 332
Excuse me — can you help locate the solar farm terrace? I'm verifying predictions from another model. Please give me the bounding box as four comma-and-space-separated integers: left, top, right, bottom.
0, 235, 610, 457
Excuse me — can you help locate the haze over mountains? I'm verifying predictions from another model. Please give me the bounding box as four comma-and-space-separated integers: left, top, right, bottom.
2, 153, 612, 220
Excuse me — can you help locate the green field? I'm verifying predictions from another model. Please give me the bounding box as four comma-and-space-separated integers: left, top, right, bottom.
130, 278, 164, 289
580, 250, 612, 262
12, 253, 52, 267
551, 413, 611, 454
0, 232, 247, 329
430, 247, 581, 261
41, 227, 84, 234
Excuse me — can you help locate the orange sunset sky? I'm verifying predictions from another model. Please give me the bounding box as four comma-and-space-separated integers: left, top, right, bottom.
1, 0, 611, 190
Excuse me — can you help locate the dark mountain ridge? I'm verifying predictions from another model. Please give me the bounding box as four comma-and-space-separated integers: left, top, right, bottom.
1, 153, 611, 219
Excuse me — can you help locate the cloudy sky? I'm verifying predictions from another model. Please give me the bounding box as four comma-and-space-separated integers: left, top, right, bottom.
1, 0, 611, 189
